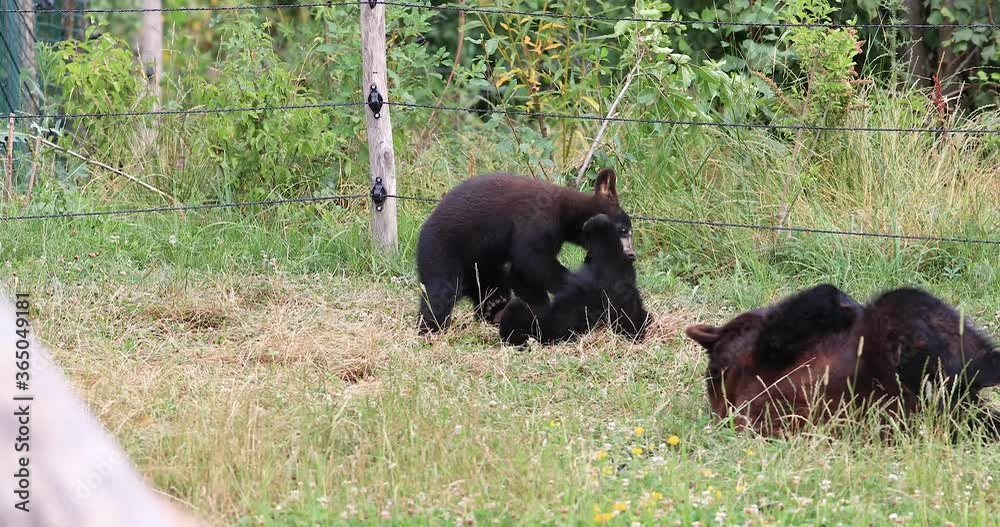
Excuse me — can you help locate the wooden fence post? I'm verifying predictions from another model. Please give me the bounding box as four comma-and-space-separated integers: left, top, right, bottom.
360, 0, 398, 253
4, 114, 14, 201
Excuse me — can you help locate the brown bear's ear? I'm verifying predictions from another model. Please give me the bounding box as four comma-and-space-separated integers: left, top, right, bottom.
594, 168, 618, 202
686, 324, 721, 349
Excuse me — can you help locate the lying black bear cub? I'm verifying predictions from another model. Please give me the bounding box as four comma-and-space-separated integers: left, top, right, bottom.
686, 284, 1000, 437
499, 213, 652, 346
416, 169, 634, 333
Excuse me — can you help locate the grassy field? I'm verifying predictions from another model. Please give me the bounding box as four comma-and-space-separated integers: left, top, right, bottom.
2, 101, 999, 525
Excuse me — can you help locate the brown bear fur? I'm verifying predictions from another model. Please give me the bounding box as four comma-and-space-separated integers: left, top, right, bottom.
685, 284, 1000, 437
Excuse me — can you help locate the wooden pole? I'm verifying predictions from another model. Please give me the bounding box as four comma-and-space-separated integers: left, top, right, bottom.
138, 0, 163, 152
140, 0, 163, 105
361, 0, 398, 253
4, 114, 14, 201
23, 132, 42, 210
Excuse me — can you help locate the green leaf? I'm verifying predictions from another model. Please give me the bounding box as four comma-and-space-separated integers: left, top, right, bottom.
636, 90, 657, 106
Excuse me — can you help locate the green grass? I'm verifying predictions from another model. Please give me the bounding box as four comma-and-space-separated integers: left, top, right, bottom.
3, 269, 998, 526
1, 88, 998, 526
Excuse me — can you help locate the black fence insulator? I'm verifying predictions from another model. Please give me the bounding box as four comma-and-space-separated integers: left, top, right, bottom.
367, 84, 384, 119
371, 177, 387, 211
367, 0, 378, 8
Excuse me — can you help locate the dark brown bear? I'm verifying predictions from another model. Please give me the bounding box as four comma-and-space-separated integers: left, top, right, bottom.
416, 169, 633, 333
685, 284, 1000, 437
498, 213, 652, 346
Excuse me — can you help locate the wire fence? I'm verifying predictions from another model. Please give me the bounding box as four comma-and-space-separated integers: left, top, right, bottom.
9, 99, 998, 135
4, 192, 999, 247
7, 98, 999, 135
10, 101, 367, 120
1, 1, 998, 249
0, 194, 367, 222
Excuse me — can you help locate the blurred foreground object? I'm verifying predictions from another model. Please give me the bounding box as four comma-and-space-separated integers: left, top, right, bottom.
0, 298, 201, 526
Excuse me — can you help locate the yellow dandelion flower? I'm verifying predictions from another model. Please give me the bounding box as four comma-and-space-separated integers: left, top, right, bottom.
613, 501, 629, 512
650, 491, 664, 501
549, 419, 559, 427
596, 451, 608, 461
667, 435, 681, 446
634, 426, 645, 435
631, 446, 644, 456
746, 448, 755, 456
602, 465, 615, 475
593, 511, 615, 523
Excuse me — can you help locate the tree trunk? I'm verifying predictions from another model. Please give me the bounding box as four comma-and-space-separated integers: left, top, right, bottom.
62, 0, 77, 40
14, 0, 36, 113
140, 0, 163, 106
901, 0, 932, 88
139, 0, 163, 150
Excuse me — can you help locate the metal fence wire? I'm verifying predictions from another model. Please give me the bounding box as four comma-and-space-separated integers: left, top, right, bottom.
0, 1, 997, 248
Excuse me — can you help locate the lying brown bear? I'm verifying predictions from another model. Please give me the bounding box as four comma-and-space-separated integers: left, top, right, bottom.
685, 284, 1000, 437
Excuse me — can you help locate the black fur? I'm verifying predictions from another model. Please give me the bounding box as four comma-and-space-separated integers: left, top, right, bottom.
499, 214, 651, 345
863, 287, 1000, 393
755, 283, 862, 368
416, 170, 632, 333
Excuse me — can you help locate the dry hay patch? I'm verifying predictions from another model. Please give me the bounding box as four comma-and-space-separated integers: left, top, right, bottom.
225, 285, 413, 385
641, 301, 697, 347
142, 287, 239, 336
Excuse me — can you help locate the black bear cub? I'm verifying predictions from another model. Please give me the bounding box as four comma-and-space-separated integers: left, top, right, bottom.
685, 284, 1000, 437
499, 214, 652, 346
416, 169, 633, 333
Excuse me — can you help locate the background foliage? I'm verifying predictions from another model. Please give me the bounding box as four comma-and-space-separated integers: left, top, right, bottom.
5, 0, 993, 202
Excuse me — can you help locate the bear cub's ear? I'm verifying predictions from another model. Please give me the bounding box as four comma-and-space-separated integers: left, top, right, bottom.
594, 168, 619, 202
583, 214, 612, 236
686, 324, 721, 349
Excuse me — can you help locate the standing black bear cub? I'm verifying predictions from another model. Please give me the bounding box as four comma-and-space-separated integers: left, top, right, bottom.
499, 214, 652, 346
416, 169, 633, 333
685, 284, 1000, 437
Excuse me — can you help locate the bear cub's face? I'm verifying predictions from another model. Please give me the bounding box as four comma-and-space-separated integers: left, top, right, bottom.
686, 311, 765, 382
609, 211, 635, 261
592, 168, 635, 261
685, 284, 864, 412
582, 213, 635, 265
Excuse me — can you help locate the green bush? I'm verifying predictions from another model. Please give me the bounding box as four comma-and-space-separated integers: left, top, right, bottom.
185, 16, 344, 201
37, 26, 154, 155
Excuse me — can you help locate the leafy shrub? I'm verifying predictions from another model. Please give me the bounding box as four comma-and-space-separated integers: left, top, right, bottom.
37, 26, 154, 154
463, 0, 767, 181
185, 16, 343, 201
781, 0, 864, 126
173, 4, 449, 199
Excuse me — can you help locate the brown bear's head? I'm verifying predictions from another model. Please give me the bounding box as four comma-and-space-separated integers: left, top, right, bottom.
685, 285, 868, 435
686, 310, 768, 417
